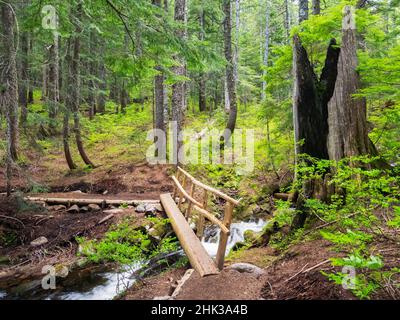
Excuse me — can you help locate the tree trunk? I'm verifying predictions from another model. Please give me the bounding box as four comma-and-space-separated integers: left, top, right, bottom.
221, 0, 238, 144
67, 3, 94, 168
153, 0, 167, 157
0, 3, 19, 162
48, 35, 60, 132
198, 4, 207, 113
19, 32, 29, 125
97, 58, 106, 114
234, 0, 240, 86
327, 6, 377, 162
199, 75, 207, 112
284, 0, 290, 42
299, 0, 308, 23
171, 0, 187, 164
261, 1, 270, 101
88, 30, 97, 120
120, 79, 128, 114
312, 0, 321, 15
292, 36, 339, 161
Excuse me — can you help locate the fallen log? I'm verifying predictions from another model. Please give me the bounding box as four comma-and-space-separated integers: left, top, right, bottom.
24, 196, 160, 206
273, 193, 294, 201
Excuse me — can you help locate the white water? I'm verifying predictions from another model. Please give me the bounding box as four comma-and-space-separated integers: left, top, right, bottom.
58, 263, 143, 300
202, 219, 267, 257
0, 219, 267, 300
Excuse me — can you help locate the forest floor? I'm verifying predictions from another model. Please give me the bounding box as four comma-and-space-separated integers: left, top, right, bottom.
1, 158, 399, 300
123, 238, 400, 300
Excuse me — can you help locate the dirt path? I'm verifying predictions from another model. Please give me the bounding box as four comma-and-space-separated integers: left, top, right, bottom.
123, 238, 399, 300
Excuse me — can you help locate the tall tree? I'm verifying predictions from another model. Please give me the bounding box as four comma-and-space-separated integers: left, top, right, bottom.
67, 2, 94, 168
48, 35, 60, 132
153, 0, 166, 156
198, 1, 207, 112
299, 0, 309, 23
312, 0, 321, 15
261, 0, 270, 101
171, 0, 187, 164
327, 6, 378, 161
221, 0, 238, 144
63, 40, 77, 170
1, 3, 19, 162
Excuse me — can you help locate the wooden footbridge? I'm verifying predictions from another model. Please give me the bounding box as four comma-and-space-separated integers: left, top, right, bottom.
160, 167, 240, 277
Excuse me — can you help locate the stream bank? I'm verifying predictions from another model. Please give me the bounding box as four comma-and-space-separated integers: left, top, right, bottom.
1, 191, 269, 300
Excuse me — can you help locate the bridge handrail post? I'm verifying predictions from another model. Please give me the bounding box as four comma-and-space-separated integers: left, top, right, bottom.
215, 201, 233, 270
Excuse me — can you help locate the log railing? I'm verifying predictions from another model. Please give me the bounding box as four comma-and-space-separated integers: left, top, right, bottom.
172, 167, 240, 270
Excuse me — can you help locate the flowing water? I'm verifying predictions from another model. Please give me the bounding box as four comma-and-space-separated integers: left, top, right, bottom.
0, 219, 267, 300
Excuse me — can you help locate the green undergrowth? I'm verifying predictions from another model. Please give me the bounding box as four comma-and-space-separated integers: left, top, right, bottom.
268, 154, 400, 299
76, 216, 181, 265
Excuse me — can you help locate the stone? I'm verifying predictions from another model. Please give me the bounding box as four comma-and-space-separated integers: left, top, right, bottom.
80, 206, 89, 213
48, 205, 67, 212
135, 204, 146, 213
155, 204, 163, 212
228, 263, 265, 278
30, 236, 48, 247
88, 204, 101, 212
71, 190, 84, 194
67, 205, 80, 213
244, 230, 260, 243
76, 258, 88, 268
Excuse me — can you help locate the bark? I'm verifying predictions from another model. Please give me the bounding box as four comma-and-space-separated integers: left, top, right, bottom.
153, 0, 167, 156
312, 0, 321, 15
171, 0, 187, 164
221, 0, 238, 144
0, 3, 19, 161
327, 7, 377, 162
234, 0, 240, 85
42, 63, 48, 100
88, 31, 97, 119
299, 0, 309, 23
292, 36, 339, 160
284, 0, 290, 42
198, 5, 207, 112
48, 35, 60, 131
261, 1, 270, 101
199, 75, 207, 112
97, 58, 106, 113
67, 3, 95, 168
120, 79, 128, 114
63, 40, 77, 170
19, 32, 29, 125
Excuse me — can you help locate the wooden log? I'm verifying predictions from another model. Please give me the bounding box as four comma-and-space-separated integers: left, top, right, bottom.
216, 201, 233, 270
160, 193, 219, 277
177, 167, 240, 205
193, 205, 229, 234
197, 190, 208, 238
186, 182, 195, 219
24, 196, 159, 206
171, 176, 202, 208
273, 193, 292, 201
178, 175, 187, 209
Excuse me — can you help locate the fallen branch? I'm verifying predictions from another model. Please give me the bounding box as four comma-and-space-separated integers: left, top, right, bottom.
98, 214, 115, 225
284, 263, 309, 283
171, 269, 194, 298
0, 215, 25, 228
285, 259, 331, 283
